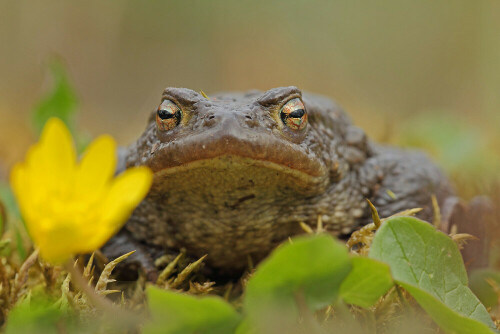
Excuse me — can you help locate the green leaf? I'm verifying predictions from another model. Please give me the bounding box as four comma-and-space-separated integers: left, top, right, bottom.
0, 182, 20, 222
143, 286, 241, 334
339, 256, 393, 308
5, 295, 78, 334
14, 227, 27, 261
244, 234, 351, 331
234, 318, 257, 334
32, 60, 78, 135
370, 217, 497, 333
0, 182, 26, 258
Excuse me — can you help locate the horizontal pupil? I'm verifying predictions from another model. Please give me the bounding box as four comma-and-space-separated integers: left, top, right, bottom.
289, 109, 305, 118
158, 109, 175, 119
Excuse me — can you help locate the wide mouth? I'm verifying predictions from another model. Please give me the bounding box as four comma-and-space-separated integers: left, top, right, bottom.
146, 131, 328, 180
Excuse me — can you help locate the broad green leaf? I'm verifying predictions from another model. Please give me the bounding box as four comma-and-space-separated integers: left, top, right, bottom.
144, 286, 241, 334
244, 234, 351, 332
370, 217, 497, 333
5, 295, 78, 334
339, 256, 393, 308
400, 282, 497, 334
469, 269, 500, 308
32, 60, 78, 135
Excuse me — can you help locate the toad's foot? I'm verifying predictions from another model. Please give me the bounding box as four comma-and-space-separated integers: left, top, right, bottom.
101, 229, 159, 282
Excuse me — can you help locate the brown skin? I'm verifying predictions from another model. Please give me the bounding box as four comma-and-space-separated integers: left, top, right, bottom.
104, 86, 455, 276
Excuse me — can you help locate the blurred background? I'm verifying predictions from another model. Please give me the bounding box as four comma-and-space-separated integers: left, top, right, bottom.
0, 0, 499, 186
0, 0, 500, 297
1, 1, 500, 324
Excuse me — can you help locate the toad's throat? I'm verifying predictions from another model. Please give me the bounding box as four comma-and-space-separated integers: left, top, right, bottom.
145, 155, 328, 235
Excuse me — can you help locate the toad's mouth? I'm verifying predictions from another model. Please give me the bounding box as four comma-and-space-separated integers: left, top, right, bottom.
145, 131, 329, 191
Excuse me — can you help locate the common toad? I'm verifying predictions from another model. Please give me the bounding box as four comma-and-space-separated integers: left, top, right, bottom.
105, 86, 463, 275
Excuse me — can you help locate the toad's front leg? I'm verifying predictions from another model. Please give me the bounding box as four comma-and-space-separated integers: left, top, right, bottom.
102, 228, 159, 281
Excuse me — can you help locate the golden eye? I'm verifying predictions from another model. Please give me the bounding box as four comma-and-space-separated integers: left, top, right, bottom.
156, 100, 182, 131
280, 98, 307, 130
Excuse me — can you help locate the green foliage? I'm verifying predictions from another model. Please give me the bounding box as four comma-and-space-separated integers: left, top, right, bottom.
143, 229, 497, 334
144, 285, 241, 334
0, 183, 19, 223
339, 257, 393, 308
2, 171, 497, 334
1, 221, 497, 334
370, 216, 497, 333
32, 60, 78, 136
0, 182, 27, 260
243, 234, 351, 332
5, 295, 78, 334
14, 227, 27, 261
400, 284, 497, 334
234, 319, 256, 334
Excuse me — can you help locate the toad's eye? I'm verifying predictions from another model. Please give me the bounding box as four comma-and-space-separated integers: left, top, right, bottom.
280, 98, 307, 130
156, 99, 182, 131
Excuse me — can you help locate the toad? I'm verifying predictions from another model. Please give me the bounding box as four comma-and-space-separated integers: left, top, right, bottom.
104, 86, 488, 276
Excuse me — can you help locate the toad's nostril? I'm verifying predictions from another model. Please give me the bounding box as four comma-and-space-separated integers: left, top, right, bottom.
208, 115, 215, 120
245, 115, 252, 120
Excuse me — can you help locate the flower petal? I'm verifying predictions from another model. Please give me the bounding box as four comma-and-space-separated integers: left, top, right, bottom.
75, 167, 153, 253
38, 118, 76, 193
35, 221, 81, 264
75, 135, 117, 199
101, 166, 153, 231
9, 118, 153, 264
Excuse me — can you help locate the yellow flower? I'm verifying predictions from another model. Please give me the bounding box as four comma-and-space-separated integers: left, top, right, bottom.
10, 118, 153, 264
